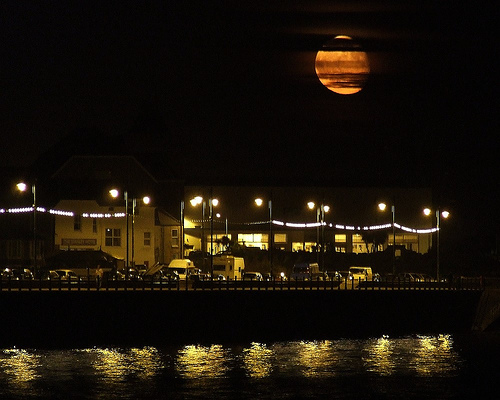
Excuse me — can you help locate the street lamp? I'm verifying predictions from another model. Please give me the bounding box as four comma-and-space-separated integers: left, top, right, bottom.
307, 202, 330, 270
423, 208, 450, 281
109, 189, 133, 274
379, 201, 396, 275
255, 197, 273, 275
131, 195, 151, 267
210, 198, 219, 272
191, 195, 218, 273
16, 182, 37, 275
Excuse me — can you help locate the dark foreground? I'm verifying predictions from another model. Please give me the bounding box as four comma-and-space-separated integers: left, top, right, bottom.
1, 290, 483, 348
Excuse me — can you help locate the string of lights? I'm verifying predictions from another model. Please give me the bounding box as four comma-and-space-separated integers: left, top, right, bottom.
1, 206, 439, 233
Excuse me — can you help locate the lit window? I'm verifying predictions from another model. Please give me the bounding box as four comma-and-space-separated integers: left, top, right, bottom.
335, 234, 346, 243
92, 218, 97, 234
274, 233, 287, 243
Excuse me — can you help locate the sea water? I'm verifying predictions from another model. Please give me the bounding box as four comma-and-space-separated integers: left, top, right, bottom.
1, 333, 499, 399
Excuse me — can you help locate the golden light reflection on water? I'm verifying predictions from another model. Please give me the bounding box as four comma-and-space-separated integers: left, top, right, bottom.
297, 340, 335, 377
85, 346, 163, 381
176, 344, 229, 379
363, 334, 461, 377
0, 348, 40, 389
412, 334, 459, 376
242, 342, 273, 378
363, 335, 395, 376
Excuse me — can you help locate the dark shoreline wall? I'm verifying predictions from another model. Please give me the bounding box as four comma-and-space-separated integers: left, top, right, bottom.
1, 291, 482, 348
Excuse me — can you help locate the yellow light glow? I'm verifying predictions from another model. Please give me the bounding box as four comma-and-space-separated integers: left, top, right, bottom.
255, 198, 263, 207
109, 189, 119, 198
142, 196, 151, 205
423, 208, 432, 216
242, 342, 273, 378
315, 35, 370, 95
441, 211, 450, 219
190, 196, 203, 206
16, 182, 28, 192
212, 198, 219, 207
378, 203, 387, 211
323, 205, 330, 213
176, 345, 228, 379
307, 202, 315, 210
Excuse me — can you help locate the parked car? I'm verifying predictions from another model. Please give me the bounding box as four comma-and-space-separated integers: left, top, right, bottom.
348, 266, 373, 281
52, 269, 79, 281
1, 267, 33, 280
243, 272, 263, 281
399, 272, 434, 282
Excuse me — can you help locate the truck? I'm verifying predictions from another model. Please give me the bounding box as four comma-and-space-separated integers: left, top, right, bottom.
212, 255, 245, 280
290, 262, 321, 280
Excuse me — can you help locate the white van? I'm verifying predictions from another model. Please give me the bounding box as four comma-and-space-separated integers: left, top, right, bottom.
166, 259, 197, 280
348, 266, 373, 281
212, 255, 245, 280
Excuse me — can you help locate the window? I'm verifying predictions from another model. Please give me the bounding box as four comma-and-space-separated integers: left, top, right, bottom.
170, 229, 178, 247
74, 214, 82, 231
274, 233, 287, 243
92, 218, 97, 233
105, 228, 121, 247
335, 234, 347, 243
144, 232, 151, 246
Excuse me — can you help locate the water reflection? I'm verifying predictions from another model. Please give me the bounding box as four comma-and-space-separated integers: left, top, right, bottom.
242, 342, 273, 378
176, 344, 230, 379
363, 334, 461, 377
0, 348, 40, 390
0, 335, 473, 399
363, 335, 395, 376
85, 346, 164, 381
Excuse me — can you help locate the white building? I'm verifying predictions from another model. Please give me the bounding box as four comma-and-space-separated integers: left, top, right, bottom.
53, 199, 180, 268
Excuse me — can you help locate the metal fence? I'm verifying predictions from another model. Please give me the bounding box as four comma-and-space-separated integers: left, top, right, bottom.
0, 275, 485, 291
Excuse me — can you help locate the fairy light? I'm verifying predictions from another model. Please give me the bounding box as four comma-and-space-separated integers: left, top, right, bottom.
0, 204, 440, 232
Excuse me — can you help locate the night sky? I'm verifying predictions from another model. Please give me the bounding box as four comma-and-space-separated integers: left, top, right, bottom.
1, 2, 498, 238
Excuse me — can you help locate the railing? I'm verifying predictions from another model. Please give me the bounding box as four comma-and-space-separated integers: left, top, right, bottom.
0, 275, 485, 291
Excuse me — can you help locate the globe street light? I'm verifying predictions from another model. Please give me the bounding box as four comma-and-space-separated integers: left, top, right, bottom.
424, 208, 450, 281
16, 182, 37, 275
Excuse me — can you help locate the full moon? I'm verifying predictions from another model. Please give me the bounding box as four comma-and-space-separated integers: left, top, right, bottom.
315, 35, 370, 95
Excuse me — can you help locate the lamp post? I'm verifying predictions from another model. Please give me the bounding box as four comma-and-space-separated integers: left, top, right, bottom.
209, 197, 219, 273
180, 201, 185, 259
16, 182, 37, 275
378, 202, 396, 275
424, 208, 450, 281
255, 198, 273, 275
307, 202, 330, 271
131, 195, 150, 267
191, 195, 218, 273
109, 189, 130, 274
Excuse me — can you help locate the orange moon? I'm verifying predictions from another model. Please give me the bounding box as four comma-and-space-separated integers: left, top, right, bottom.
315, 35, 370, 95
